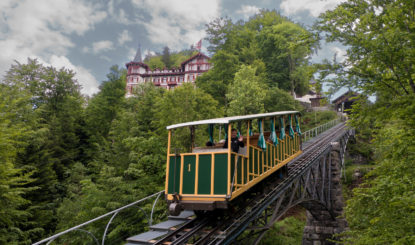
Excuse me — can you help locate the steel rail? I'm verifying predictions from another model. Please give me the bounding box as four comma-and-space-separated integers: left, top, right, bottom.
153, 217, 200, 245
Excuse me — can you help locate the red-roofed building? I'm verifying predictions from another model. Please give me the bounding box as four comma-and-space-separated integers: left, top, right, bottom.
125, 46, 212, 96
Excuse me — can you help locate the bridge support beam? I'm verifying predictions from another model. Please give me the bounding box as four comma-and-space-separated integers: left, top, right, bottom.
302, 142, 348, 245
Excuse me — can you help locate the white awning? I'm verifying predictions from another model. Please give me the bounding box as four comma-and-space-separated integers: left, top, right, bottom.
166, 111, 299, 130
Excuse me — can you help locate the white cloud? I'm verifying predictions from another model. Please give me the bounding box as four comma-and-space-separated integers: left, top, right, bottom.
92, 40, 114, 54
49, 55, 100, 95
330, 46, 347, 62
280, 0, 345, 17
141, 49, 157, 60
0, 0, 106, 94
118, 30, 132, 45
80, 40, 115, 54
131, 0, 220, 49
108, 0, 132, 25
236, 5, 260, 19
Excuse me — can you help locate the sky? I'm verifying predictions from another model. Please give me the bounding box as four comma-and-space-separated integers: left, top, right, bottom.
0, 0, 347, 96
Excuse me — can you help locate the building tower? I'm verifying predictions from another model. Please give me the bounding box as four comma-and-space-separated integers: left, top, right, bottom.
125, 44, 148, 97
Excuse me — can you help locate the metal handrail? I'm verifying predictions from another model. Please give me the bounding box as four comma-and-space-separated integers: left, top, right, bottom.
302, 118, 341, 142
33, 190, 165, 245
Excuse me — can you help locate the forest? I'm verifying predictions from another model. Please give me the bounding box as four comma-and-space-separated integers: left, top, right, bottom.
1, 0, 415, 244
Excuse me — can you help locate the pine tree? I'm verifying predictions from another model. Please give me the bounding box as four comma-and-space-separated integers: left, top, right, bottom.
0, 83, 35, 243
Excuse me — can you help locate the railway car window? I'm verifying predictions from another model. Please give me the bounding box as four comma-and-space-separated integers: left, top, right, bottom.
169, 127, 191, 154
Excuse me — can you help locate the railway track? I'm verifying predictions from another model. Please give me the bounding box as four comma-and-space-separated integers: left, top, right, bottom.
127, 123, 349, 245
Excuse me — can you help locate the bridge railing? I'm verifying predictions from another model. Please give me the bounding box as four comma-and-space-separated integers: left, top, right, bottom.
302, 118, 341, 142
33, 190, 165, 245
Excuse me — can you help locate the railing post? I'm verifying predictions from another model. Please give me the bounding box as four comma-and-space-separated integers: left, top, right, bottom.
302, 119, 342, 143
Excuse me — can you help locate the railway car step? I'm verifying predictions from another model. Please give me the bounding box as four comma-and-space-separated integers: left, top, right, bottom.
149, 219, 187, 231
167, 210, 194, 220
126, 230, 168, 244
125, 210, 194, 245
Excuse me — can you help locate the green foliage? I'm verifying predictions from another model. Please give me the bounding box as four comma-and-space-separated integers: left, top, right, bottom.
200, 9, 317, 105
315, 0, 415, 98
257, 21, 318, 94
316, 0, 415, 240
2, 59, 86, 243
146, 55, 165, 70
301, 111, 338, 131
161, 46, 172, 68
344, 118, 415, 243
55, 83, 167, 243
84, 65, 126, 162
260, 215, 306, 245
226, 65, 266, 116
155, 83, 223, 129
264, 87, 302, 113
196, 50, 240, 105
155, 83, 223, 152
144, 49, 198, 70
0, 84, 35, 244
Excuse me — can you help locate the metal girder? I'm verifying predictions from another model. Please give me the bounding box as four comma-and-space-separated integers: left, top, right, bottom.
223, 126, 353, 245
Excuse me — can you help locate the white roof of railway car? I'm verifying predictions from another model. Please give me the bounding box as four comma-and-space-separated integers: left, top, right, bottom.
166, 111, 299, 130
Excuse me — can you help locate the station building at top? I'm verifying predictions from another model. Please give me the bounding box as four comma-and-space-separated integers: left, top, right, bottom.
125, 46, 212, 97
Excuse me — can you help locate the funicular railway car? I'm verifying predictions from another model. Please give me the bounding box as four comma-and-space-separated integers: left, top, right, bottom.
165, 111, 302, 215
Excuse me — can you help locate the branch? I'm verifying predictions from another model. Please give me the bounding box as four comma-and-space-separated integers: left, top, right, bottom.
350, 69, 402, 96
379, 32, 409, 95
405, 65, 415, 94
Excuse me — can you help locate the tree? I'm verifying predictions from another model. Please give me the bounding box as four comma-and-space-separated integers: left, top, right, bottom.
264, 87, 302, 112
315, 0, 415, 97
316, 0, 415, 243
344, 96, 415, 244
257, 21, 317, 95
200, 10, 317, 105
205, 17, 235, 53
161, 46, 172, 69
3, 59, 86, 242
226, 65, 267, 116
55, 84, 166, 244
155, 83, 223, 151
145, 49, 198, 70
84, 65, 126, 160
196, 50, 240, 105
156, 83, 223, 129
0, 83, 35, 243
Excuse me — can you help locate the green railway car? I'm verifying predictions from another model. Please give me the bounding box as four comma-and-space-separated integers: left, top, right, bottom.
165, 111, 302, 215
